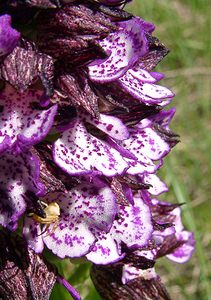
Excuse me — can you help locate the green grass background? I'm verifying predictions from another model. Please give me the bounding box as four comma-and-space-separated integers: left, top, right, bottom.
51, 0, 211, 299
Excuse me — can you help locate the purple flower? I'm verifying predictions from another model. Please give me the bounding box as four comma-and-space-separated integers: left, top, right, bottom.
24, 184, 117, 257
0, 85, 57, 153
53, 114, 129, 176
88, 17, 174, 106
152, 201, 195, 263
0, 1, 194, 299
86, 192, 153, 264
0, 150, 45, 230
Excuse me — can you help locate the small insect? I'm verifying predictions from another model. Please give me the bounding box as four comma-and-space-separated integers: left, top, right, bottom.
29, 201, 60, 236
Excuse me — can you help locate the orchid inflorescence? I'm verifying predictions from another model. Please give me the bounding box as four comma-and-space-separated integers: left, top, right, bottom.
0, 1, 194, 299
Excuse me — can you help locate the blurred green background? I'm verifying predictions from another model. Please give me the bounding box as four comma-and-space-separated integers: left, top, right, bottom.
51, 0, 211, 299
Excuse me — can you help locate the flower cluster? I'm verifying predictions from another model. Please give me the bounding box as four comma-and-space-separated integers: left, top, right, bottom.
0, 1, 194, 299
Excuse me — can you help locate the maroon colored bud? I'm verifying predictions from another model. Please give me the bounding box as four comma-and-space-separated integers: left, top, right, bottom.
138, 35, 169, 71
0, 230, 57, 300
110, 177, 129, 206
57, 70, 99, 117
156, 235, 185, 259
37, 4, 115, 62
0, 40, 54, 95
91, 264, 171, 300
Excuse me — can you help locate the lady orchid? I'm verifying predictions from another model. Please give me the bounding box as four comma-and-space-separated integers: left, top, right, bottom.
0, 1, 194, 299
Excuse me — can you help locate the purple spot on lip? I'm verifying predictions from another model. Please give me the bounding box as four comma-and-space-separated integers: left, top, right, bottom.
106, 124, 113, 131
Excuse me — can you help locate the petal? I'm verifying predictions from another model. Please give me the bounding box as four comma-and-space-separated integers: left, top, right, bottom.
87, 195, 153, 264
110, 195, 153, 249
86, 233, 124, 264
23, 218, 44, 253
53, 120, 128, 176
129, 69, 157, 83
171, 207, 184, 233
119, 71, 174, 105
0, 14, 20, 56
43, 186, 117, 258
106, 137, 137, 160
125, 156, 157, 175
79, 112, 129, 140
0, 151, 45, 230
117, 17, 155, 35
150, 72, 165, 81
122, 266, 157, 284
167, 231, 195, 263
88, 18, 148, 82
135, 248, 157, 261
140, 174, 168, 195
127, 125, 170, 161
150, 108, 176, 129
140, 127, 170, 160
0, 85, 57, 152
121, 124, 170, 175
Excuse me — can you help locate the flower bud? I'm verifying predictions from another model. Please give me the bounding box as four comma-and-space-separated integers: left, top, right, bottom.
0, 230, 57, 300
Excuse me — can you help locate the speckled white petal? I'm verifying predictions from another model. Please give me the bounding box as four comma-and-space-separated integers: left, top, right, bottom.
88, 18, 148, 82
119, 71, 174, 105
0, 151, 45, 230
135, 248, 157, 261
0, 85, 57, 152
142, 83, 174, 99
121, 127, 162, 175
119, 73, 156, 103
129, 69, 157, 83
141, 174, 168, 195
125, 156, 157, 175
87, 195, 153, 264
136, 118, 152, 129
106, 137, 137, 160
132, 126, 170, 160
79, 112, 129, 140
141, 83, 174, 101
142, 128, 170, 160
53, 120, 128, 176
110, 195, 153, 249
86, 233, 124, 264
43, 186, 117, 258
23, 218, 44, 253
167, 231, 195, 263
